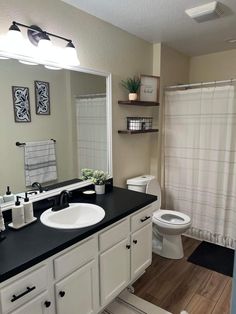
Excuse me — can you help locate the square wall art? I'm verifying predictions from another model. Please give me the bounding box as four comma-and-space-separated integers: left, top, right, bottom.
12, 86, 31, 122
35, 80, 50, 115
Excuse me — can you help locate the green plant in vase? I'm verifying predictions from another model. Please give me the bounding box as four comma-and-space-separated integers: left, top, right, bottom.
121, 76, 141, 101
92, 170, 108, 194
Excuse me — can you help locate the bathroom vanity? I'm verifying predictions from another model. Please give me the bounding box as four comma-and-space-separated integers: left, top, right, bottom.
0, 187, 156, 314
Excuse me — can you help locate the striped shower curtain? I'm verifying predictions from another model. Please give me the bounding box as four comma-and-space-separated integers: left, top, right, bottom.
164, 85, 236, 249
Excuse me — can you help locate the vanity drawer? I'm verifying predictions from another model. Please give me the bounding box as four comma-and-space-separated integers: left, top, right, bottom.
0, 265, 48, 314
99, 218, 129, 252
131, 205, 153, 232
54, 237, 97, 280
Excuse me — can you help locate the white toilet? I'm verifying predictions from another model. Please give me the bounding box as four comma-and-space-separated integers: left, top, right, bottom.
127, 175, 191, 259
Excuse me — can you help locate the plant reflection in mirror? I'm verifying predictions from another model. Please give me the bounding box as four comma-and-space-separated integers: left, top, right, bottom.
81, 168, 94, 181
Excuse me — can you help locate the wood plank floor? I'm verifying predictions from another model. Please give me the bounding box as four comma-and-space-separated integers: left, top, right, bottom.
134, 236, 232, 314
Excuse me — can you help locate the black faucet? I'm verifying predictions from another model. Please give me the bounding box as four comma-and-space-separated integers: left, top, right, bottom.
32, 182, 44, 193
52, 190, 72, 212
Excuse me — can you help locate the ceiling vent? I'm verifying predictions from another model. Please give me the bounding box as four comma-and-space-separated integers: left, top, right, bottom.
185, 1, 224, 22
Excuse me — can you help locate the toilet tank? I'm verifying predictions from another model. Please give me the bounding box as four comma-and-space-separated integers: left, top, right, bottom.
127, 175, 155, 193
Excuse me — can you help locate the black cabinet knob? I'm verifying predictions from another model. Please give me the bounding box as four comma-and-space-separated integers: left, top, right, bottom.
126, 244, 131, 249
133, 240, 138, 244
59, 291, 65, 298
44, 301, 51, 308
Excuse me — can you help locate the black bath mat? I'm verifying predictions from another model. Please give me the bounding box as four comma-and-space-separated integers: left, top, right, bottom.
187, 241, 234, 277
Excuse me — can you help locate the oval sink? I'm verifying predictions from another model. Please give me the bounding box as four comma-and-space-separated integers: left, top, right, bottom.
40, 203, 105, 229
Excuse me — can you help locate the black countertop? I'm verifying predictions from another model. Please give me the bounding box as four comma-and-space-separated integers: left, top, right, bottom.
0, 187, 156, 283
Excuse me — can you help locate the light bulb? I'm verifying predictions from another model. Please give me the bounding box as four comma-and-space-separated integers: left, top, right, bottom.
44, 65, 62, 70
18, 40, 40, 65
6, 23, 27, 56
7, 23, 23, 41
38, 38, 52, 50
38, 33, 54, 61
19, 60, 38, 65
63, 41, 80, 66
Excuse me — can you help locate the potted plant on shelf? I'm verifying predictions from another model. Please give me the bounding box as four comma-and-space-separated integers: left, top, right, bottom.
92, 170, 108, 195
121, 76, 141, 101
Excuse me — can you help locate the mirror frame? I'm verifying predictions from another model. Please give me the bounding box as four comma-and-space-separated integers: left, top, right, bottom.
0, 52, 113, 211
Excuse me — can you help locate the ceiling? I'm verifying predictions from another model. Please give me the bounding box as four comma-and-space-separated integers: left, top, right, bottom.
61, 0, 236, 56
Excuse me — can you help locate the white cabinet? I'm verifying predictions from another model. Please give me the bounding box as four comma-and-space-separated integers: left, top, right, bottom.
55, 259, 99, 314
100, 238, 130, 306
99, 208, 153, 308
0, 204, 154, 314
10, 291, 53, 314
131, 223, 152, 280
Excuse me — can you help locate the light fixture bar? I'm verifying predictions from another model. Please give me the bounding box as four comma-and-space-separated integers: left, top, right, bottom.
12, 21, 72, 43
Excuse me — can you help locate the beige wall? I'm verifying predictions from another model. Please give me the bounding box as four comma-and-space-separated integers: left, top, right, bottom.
149, 43, 161, 180
70, 72, 106, 97
153, 43, 161, 76
150, 45, 190, 182
160, 45, 190, 88
0, 0, 153, 188
189, 48, 236, 83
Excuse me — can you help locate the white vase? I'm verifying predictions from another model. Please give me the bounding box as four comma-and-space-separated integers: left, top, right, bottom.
129, 93, 138, 101
95, 184, 105, 195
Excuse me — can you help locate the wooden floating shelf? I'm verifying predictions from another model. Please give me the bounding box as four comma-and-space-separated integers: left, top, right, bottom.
118, 100, 159, 106
118, 129, 159, 134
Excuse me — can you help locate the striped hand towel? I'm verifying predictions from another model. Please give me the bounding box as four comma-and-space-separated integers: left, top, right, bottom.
24, 140, 57, 186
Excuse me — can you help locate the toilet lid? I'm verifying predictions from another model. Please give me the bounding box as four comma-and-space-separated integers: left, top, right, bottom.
153, 210, 191, 225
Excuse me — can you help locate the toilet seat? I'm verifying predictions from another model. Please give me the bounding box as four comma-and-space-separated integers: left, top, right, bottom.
153, 210, 191, 225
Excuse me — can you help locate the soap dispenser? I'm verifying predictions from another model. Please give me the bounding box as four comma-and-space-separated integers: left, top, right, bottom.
3, 186, 14, 203
12, 196, 24, 228
0, 206, 6, 241
23, 193, 34, 223
0, 196, 4, 205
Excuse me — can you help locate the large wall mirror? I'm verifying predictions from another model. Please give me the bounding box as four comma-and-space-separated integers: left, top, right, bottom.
0, 58, 112, 200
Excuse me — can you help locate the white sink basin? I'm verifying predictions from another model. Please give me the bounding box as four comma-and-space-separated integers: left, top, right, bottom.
40, 203, 105, 229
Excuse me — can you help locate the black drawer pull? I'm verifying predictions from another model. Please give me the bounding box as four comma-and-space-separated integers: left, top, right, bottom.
133, 240, 138, 244
59, 291, 65, 298
126, 244, 131, 249
140, 216, 151, 223
44, 301, 51, 308
11, 286, 36, 302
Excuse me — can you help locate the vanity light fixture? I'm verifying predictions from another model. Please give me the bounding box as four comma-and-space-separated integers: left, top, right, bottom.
0, 21, 80, 68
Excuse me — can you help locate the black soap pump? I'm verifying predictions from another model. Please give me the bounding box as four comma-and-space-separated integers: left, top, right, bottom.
12, 196, 24, 228
3, 186, 14, 203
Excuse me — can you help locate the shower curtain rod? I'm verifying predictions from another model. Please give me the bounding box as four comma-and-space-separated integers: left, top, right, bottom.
165, 78, 236, 90
75, 93, 106, 99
